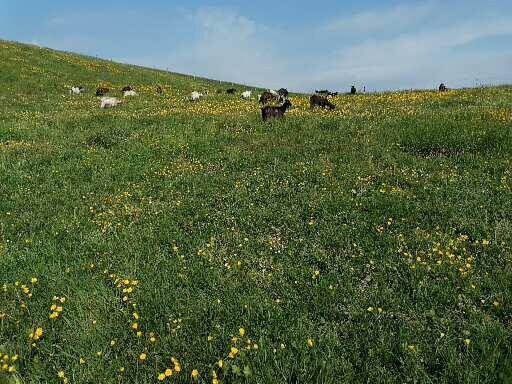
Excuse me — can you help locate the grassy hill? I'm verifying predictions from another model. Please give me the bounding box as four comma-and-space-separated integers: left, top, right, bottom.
1, 40, 511, 383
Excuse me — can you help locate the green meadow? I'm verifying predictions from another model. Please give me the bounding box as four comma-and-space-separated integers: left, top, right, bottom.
1, 40, 511, 383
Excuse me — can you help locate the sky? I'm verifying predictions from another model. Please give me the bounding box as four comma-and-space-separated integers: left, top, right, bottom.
1, 0, 512, 92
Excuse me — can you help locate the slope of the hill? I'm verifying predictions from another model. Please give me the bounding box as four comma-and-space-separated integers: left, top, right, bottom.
1, 40, 512, 384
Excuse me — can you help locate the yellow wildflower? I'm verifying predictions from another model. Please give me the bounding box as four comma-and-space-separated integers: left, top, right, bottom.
228, 347, 239, 359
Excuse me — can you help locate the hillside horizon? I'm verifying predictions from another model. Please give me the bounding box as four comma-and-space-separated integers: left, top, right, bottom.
3, 38, 510, 94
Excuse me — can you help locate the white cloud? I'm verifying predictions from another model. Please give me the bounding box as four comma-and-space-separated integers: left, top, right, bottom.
304, 16, 512, 91
152, 7, 296, 89
325, 2, 436, 33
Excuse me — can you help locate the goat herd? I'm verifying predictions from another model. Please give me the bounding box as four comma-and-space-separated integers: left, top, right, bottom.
68, 83, 449, 121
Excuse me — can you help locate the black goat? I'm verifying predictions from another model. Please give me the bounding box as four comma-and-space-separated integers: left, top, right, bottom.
261, 99, 292, 121
310, 94, 335, 110
96, 87, 109, 96
439, 83, 448, 92
278, 88, 289, 97
226, 88, 237, 94
121, 86, 133, 92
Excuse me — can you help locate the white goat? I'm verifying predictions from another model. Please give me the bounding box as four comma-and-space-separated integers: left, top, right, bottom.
123, 90, 138, 97
100, 97, 123, 109
241, 90, 252, 99
69, 86, 84, 95
189, 91, 204, 101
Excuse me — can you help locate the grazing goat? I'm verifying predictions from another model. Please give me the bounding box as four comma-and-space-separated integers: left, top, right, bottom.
439, 83, 448, 92
123, 90, 138, 97
316, 89, 338, 97
241, 90, 252, 99
100, 97, 122, 109
277, 88, 289, 97
69, 86, 84, 95
96, 87, 109, 96
121, 86, 133, 92
261, 99, 292, 121
226, 88, 237, 94
189, 91, 204, 101
156, 86, 164, 94
350, 85, 357, 94
310, 94, 336, 110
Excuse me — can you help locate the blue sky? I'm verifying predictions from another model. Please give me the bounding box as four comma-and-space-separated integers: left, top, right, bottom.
2, 0, 512, 91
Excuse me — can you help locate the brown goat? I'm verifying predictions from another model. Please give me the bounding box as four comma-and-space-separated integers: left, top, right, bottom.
261, 99, 292, 121
96, 87, 109, 96
310, 94, 336, 110
259, 91, 280, 104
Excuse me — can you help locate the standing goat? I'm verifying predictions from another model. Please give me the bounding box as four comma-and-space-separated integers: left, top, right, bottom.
261, 99, 292, 121
241, 90, 252, 99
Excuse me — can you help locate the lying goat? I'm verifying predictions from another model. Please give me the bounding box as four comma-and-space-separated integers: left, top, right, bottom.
123, 90, 137, 97
100, 97, 123, 109
241, 90, 252, 99
69, 86, 84, 95
310, 94, 336, 110
261, 99, 292, 121
96, 87, 109, 96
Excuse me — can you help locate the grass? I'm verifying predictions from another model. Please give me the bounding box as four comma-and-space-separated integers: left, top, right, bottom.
1, 39, 511, 383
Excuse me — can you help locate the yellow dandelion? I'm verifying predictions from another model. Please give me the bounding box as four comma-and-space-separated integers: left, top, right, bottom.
191, 369, 199, 379
228, 347, 239, 359
158, 373, 166, 381
139, 352, 147, 361
165, 368, 173, 377
307, 338, 315, 348
239, 327, 245, 337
